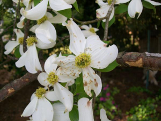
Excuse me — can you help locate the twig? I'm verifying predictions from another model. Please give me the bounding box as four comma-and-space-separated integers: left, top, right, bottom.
23, 19, 30, 52
0, 72, 40, 102
7, 55, 18, 61
0, 59, 11, 67
103, 0, 115, 41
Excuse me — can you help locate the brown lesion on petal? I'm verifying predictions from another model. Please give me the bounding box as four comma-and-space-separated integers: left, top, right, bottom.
8, 88, 15, 94
84, 81, 88, 86
94, 79, 98, 87
104, 44, 107, 47
87, 100, 91, 107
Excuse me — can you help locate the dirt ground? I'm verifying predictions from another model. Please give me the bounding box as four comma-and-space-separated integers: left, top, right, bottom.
0, 67, 161, 121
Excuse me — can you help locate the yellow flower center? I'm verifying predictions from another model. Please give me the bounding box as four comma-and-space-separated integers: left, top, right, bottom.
47, 72, 59, 85
37, 16, 48, 25
35, 87, 46, 98
75, 53, 91, 68
18, 37, 24, 45
89, 28, 95, 33
107, 0, 112, 5
26, 37, 37, 46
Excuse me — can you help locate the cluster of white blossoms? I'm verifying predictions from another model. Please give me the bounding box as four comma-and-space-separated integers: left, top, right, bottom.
96, 0, 161, 21
4, 0, 160, 120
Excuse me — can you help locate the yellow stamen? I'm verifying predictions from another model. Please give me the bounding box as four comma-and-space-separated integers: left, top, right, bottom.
37, 16, 48, 25
18, 37, 24, 45
75, 53, 91, 68
35, 87, 46, 98
47, 72, 59, 85
89, 28, 95, 33
107, 0, 112, 5
26, 37, 37, 46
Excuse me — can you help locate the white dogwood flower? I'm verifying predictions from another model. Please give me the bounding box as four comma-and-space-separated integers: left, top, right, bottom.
52, 103, 71, 121
81, 24, 99, 37
55, 19, 118, 97
4, 29, 24, 55
22, 88, 54, 121
30, 12, 66, 44
128, 0, 161, 18
78, 98, 111, 121
37, 54, 73, 112
96, 0, 130, 22
20, 0, 75, 20
15, 37, 42, 73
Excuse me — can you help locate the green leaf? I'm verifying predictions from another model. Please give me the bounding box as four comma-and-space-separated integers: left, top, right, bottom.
102, 16, 115, 29
97, 21, 101, 28
14, 46, 21, 58
58, 9, 72, 18
96, 60, 119, 72
142, 1, 156, 13
73, 1, 79, 12
69, 105, 79, 121
34, 0, 41, 6
103, 41, 109, 45
115, 4, 128, 14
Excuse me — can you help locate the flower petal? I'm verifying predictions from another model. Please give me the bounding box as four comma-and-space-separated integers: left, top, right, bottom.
145, 0, 161, 5
83, 66, 102, 97
85, 35, 118, 69
36, 39, 56, 49
66, 19, 86, 55
4, 41, 19, 55
49, 0, 72, 11
115, 0, 130, 4
44, 54, 57, 74
30, 25, 39, 33
100, 109, 111, 121
17, 16, 25, 28
19, 45, 24, 55
81, 25, 90, 30
54, 83, 73, 112
35, 20, 56, 44
37, 72, 49, 87
14, 29, 24, 41
82, 30, 96, 37
32, 98, 53, 121
21, 97, 38, 117
96, 0, 107, 6
20, 0, 48, 20
64, 0, 76, 4
78, 98, 94, 121
53, 103, 70, 121
48, 12, 67, 24
45, 91, 58, 101
128, 0, 143, 18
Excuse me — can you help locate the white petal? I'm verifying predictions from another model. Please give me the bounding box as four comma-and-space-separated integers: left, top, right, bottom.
83, 67, 102, 97
100, 109, 111, 121
82, 30, 96, 37
14, 29, 24, 41
16, 44, 42, 73
22, 97, 38, 117
115, 0, 130, 4
46, 12, 54, 19
35, 21, 56, 44
19, 45, 24, 55
54, 83, 73, 112
81, 25, 90, 30
37, 72, 49, 87
78, 98, 94, 121
64, 0, 76, 4
66, 19, 86, 55
96, 0, 107, 6
48, 12, 67, 24
128, 0, 143, 18
96, 5, 114, 21
30, 25, 39, 33
53, 103, 70, 121
85, 35, 118, 69
4, 41, 19, 55
30, 93, 36, 101
32, 98, 53, 121
145, 0, 161, 5
36, 39, 56, 49
17, 16, 25, 28
20, 0, 48, 20
45, 91, 58, 101
44, 54, 57, 74
49, 0, 72, 11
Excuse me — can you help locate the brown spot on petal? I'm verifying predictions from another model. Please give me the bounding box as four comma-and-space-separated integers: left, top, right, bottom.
104, 44, 107, 47
87, 100, 91, 107
84, 81, 88, 86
